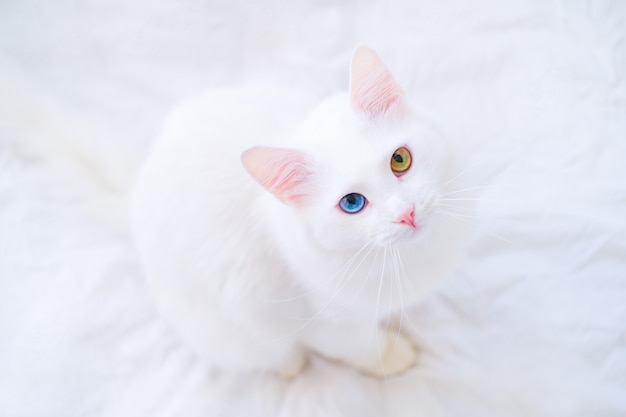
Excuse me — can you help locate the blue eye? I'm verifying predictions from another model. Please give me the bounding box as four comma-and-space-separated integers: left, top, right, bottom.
338, 193, 367, 214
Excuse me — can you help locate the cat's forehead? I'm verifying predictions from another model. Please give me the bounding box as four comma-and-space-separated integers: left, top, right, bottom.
294, 93, 443, 187
309, 123, 419, 195
298, 96, 413, 155
303, 126, 404, 180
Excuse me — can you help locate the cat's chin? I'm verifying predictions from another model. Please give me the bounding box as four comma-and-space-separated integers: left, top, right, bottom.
376, 222, 425, 246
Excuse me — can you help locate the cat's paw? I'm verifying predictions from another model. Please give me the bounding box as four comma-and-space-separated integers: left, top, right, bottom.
361, 331, 416, 378
276, 351, 309, 379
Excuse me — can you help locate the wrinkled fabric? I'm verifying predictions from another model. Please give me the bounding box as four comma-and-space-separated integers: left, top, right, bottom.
0, 1, 625, 416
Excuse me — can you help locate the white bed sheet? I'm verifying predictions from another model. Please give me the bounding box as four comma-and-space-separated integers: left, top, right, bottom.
1, 1, 625, 416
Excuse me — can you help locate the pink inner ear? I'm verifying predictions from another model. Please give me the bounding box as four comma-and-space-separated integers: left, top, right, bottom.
350, 46, 405, 118
241, 147, 313, 205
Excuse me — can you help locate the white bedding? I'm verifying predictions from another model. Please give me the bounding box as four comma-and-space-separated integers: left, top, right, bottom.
1, 1, 625, 416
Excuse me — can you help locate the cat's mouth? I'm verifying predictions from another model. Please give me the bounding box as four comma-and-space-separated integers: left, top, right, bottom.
376, 220, 426, 246
399, 220, 423, 239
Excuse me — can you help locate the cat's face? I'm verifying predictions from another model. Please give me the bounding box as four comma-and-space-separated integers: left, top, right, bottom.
297, 98, 451, 251
242, 46, 454, 251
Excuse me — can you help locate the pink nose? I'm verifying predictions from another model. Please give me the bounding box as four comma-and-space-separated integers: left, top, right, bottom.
396, 208, 416, 228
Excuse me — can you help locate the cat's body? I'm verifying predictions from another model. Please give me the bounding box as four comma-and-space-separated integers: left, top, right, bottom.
130, 47, 470, 376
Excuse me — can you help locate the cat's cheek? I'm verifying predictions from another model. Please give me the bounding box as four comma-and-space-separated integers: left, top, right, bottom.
311, 215, 373, 251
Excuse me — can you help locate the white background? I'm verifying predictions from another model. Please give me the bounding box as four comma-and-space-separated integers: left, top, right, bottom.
1, 1, 625, 416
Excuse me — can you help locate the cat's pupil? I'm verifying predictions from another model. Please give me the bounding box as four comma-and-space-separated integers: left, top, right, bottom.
393, 154, 403, 163
338, 193, 367, 214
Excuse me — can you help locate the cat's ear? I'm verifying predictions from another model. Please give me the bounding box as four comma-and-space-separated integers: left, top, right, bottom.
241, 147, 315, 206
349, 46, 406, 118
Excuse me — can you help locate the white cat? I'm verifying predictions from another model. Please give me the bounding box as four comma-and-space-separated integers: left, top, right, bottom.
130, 46, 470, 377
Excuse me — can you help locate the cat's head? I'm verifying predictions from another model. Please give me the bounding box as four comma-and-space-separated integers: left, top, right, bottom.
242, 46, 455, 252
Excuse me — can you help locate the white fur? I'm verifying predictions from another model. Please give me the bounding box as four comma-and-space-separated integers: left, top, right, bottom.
130, 58, 471, 375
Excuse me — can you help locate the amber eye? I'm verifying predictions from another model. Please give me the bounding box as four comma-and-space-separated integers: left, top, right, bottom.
390, 147, 412, 175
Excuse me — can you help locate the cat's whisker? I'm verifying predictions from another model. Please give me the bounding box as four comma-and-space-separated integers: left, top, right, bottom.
436, 207, 486, 222
392, 245, 417, 295
349, 245, 382, 376
440, 150, 515, 190
433, 203, 476, 213
438, 184, 500, 197
438, 209, 513, 244
348, 241, 383, 310
320, 241, 378, 318
438, 210, 483, 220
274, 240, 378, 339
440, 180, 538, 198
438, 197, 505, 203
317, 244, 376, 319
360, 246, 384, 370
433, 203, 483, 217
374, 246, 387, 331
440, 163, 477, 189
394, 246, 422, 338
391, 247, 405, 344
374, 245, 390, 385
392, 246, 424, 338
396, 303, 422, 336
383, 245, 394, 344
435, 200, 514, 227
266, 239, 373, 304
